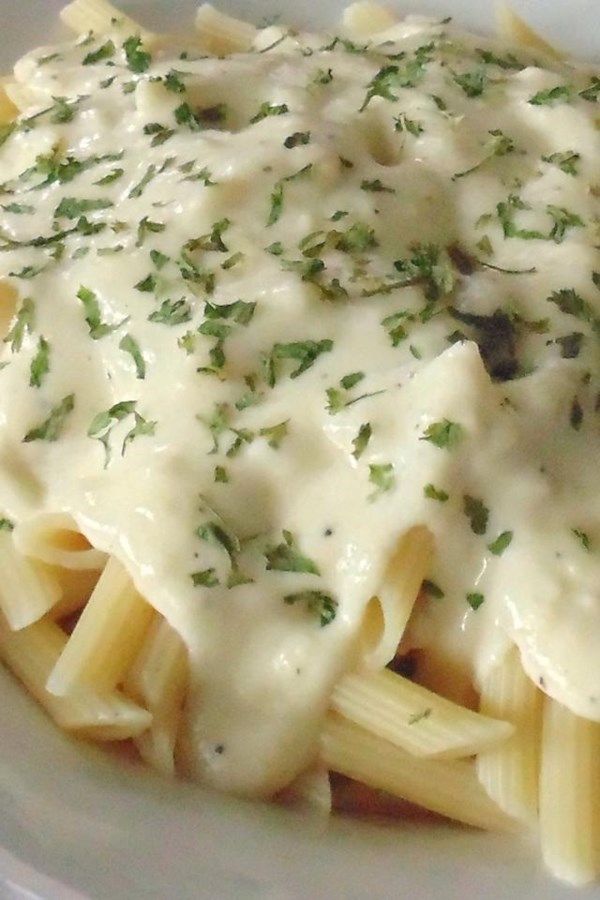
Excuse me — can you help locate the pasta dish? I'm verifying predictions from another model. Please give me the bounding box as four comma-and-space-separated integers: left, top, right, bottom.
0, 0, 599, 885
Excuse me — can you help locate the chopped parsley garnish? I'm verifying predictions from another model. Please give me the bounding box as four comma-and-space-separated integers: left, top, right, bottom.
24, 394, 74, 443
360, 178, 395, 194
547, 205, 584, 243
29, 336, 50, 387
82, 39, 115, 65
541, 150, 580, 176
148, 298, 192, 326
452, 129, 515, 180
259, 420, 289, 449
360, 56, 428, 111
122, 35, 151, 73
95, 167, 124, 185
421, 419, 464, 449
570, 396, 583, 431
463, 495, 489, 535
571, 528, 591, 551
408, 708, 432, 725
77, 285, 123, 339
134, 273, 157, 293
424, 483, 449, 502
283, 590, 338, 626
284, 131, 311, 148
488, 530, 513, 555
265, 530, 320, 574
119, 334, 145, 379
528, 84, 572, 106
143, 122, 175, 147
214, 465, 228, 483
128, 164, 157, 199
547, 288, 599, 330
0, 518, 14, 532
88, 400, 155, 465
496, 194, 546, 240
394, 113, 424, 136
190, 568, 219, 587
466, 592, 485, 610
5, 298, 34, 352
137, 216, 166, 247
250, 102, 289, 123
554, 332, 584, 359
352, 422, 372, 459
263, 339, 333, 386
453, 68, 487, 97
267, 164, 313, 226
54, 196, 113, 219
368, 462, 395, 499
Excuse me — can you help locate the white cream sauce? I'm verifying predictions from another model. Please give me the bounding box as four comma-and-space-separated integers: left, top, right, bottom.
0, 16, 599, 796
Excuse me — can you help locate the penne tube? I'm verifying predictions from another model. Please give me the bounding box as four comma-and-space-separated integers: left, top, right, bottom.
13, 513, 107, 572
321, 713, 518, 831
195, 4, 257, 54
477, 646, 542, 824
0, 531, 62, 630
539, 697, 600, 885
0, 81, 17, 123
361, 526, 433, 670
47, 556, 154, 696
343, 2, 397, 39
496, 5, 563, 60
60, 0, 153, 41
331, 667, 513, 759
0, 615, 151, 738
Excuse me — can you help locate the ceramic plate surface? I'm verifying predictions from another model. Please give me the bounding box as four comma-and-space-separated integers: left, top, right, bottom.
0, 2, 598, 898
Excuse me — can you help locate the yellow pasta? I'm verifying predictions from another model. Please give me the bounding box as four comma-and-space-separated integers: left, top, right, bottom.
342, 2, 397, 39
13, 513, 107, 571
331, 667, 513, 759
47, 556, 154, 696
0, 530, 62, 630
194, 3, 257, 54
321, 713, 517, 831
60, 0, 153, 40
0, 81, 17, 123
0, 615, 151, 738
496, 5, 563, 60
477, 646, 542, 825
2, 81, 38, 113
124, 617, 188, 775
539, 697, 600, 885
361, 526, 433, 669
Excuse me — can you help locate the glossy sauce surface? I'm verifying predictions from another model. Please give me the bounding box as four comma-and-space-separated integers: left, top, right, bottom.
0, 15, 599, 795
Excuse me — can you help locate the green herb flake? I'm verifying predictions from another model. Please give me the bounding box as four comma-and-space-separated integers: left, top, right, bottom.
0, 517, 14, 531
360, 178, 396, 194
190, 568, 219, 587
466, 591, 485, 610
250, 102, 289, 124
259, 420, 289, 449
122, 35, 151, 73
394, 113, 424, 136
148, 298, 192, 326
463, 495, 489, 535
264, 339, 333, 386
214, 465, 228, 483
283, 590, 338, 626
24, 393, 74, 443
352, 422, 372, 460
424, 483, 449, 502
284, 130, 311, 149
421, 419, 464, 450
488, 530, 513, 555
5, 298, 34, 352
541, 150, 581, 176
408, 708, 432, 725
453, 68, 487, 98
54, 196, 113, 219
82, 39, 115, 65
571, 528, 591, 550
128, 164, 157, 199
528, 84, 572, 106
77, 285, 122, 339
368, 462, 395, 499
266, 530, 320, 574
546, 205, 584, 243
29, 336, 50, 387
119, 334, 145, 379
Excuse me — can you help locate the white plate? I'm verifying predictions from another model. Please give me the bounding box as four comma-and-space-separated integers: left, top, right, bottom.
1, 3, 598, 898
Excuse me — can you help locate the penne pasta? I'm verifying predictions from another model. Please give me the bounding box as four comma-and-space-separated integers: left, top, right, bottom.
194, 3, 257, 54
361, 526, 433, 670
124, 616, 188, 775
46, 556, 154, 697
0, 531, 62, 630
13, 513, 107, 572
539, 697, 600, 885
342, 2, 397, 39
477, 646, 542, 825
331, 667, 513, 759
0, 81, 17, 123
496, 5, 563, 60
60, 0, 153, 40
321, 713, 518, 831
0, 615, 151, 738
